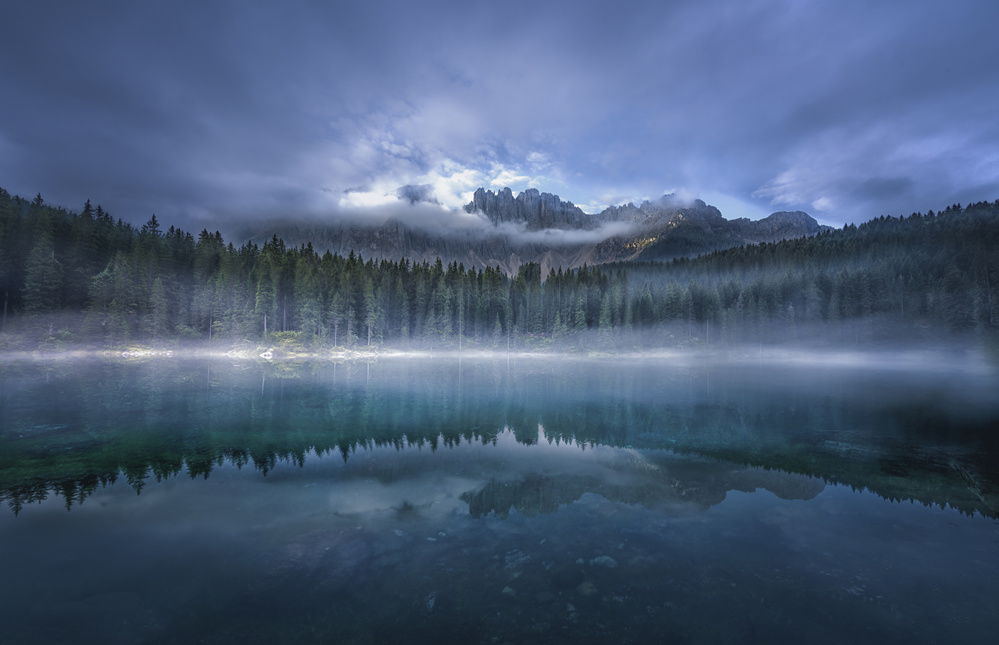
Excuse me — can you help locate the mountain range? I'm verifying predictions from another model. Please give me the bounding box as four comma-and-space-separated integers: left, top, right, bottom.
240, 187, 832, 274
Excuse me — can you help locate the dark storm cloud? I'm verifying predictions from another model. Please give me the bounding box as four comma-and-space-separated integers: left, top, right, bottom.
396, 184, 440, 206
2, 0, 998, 232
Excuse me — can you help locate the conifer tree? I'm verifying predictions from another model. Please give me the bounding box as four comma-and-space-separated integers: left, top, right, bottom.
23, 235, 62, 314
147, 277, 170, 340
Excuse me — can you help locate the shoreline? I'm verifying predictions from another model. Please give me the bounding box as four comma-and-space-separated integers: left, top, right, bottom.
1, 343, 995, 374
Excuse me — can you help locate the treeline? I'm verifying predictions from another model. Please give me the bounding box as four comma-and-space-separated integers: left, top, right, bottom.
619, 201, 999, 344
1, 185, 998, 349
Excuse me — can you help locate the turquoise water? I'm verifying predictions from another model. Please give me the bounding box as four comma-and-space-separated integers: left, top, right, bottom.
1, 353, 997, 643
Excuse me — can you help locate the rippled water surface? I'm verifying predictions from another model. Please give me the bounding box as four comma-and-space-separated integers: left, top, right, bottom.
1, 352, 998, 644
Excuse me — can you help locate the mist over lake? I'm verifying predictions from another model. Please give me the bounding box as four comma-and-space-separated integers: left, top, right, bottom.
5, 0, 999, 641
2, 352, 997, 644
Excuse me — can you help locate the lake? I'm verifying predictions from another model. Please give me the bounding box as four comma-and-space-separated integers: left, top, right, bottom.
1, 350, 998, 644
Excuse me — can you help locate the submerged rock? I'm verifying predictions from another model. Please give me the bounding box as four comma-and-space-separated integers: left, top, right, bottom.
590, 555, 618, 568
504, 549, 531, 570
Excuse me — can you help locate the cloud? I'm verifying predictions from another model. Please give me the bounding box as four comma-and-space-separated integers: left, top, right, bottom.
754, 114, 999, 222
338, 186, 399, 210
489, 168, 531, 189
1, 1, 998, 231
494, 220, 638, 246
329, 148, 555, 216
699, 191, 772, 221
810, 197, 834, 213
526, 151, 551, 171
300, 180, 638, 246
355, 200, 491, 232
396, 184, 440, 205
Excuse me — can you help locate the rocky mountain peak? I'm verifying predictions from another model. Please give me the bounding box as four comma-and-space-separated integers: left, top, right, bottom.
756, 211, 830, 238
245, 185, 832, 275
466, 187, 591, 230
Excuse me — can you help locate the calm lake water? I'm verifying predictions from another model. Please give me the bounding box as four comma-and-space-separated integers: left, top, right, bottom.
1, 351, 998, 644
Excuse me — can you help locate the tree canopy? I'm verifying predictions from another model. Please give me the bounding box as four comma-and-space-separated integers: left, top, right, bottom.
1, 187, 997, 350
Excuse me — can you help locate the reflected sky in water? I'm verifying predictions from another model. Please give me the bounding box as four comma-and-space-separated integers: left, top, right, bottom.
1, 353, 998, 643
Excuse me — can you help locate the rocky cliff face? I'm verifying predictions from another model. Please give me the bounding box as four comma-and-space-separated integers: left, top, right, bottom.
466, 187, 592, 230
241, 188, 832, 274
747, 211, 830, 241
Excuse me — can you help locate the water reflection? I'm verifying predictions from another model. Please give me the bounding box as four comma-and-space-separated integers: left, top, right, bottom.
459, 431, 827, 519
1, 354, 997, 518
2, 354, 999, 644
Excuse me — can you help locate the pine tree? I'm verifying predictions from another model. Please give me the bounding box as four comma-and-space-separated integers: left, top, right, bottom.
106, 251, 138, 344
23, 236, 62, 313
598, 292, 613, 341
330, 292, 346, 347
147, 277, 170, 340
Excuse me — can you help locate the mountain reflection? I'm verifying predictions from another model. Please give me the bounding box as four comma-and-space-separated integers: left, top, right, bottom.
1, 356, 996, 517
462, 452, 827, 519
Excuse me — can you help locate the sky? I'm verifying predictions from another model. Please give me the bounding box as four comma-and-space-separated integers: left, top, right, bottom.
2, 0, 999, 233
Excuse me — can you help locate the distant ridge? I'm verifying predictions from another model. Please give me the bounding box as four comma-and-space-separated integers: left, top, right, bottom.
241, 187, 832, 274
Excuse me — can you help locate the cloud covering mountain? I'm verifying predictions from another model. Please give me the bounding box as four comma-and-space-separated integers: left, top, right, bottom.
3, 1, 997, 231
240, 187, 830, 275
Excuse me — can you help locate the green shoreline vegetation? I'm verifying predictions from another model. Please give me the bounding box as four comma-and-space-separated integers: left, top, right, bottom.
1, 186, 998, 354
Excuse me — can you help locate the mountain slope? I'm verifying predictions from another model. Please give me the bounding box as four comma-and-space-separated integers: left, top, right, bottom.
240, 188, 832, 273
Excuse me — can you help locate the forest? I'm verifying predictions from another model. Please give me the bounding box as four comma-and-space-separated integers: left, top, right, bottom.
1, 186, 997, 352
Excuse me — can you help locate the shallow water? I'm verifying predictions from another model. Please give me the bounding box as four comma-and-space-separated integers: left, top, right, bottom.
1, 353, 997, 644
